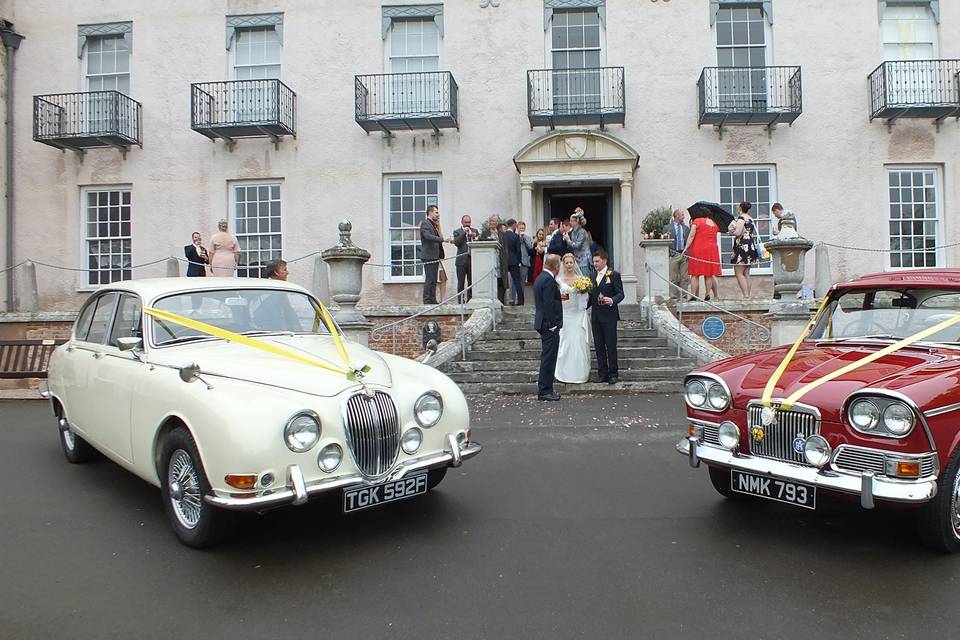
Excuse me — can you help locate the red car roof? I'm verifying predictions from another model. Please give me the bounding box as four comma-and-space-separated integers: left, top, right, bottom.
833, 269, 960, 292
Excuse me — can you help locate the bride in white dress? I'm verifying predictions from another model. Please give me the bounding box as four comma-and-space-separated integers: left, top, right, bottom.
555, 253, 591, 383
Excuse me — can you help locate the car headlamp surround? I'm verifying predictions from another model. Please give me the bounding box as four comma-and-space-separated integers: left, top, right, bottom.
685, 375, 731, 412
846, 395, 917, 439
284, 410, 322, 453
414, 391, 443, 428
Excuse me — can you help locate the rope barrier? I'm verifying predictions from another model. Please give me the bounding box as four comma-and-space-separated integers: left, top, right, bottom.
0, 260, 27, 275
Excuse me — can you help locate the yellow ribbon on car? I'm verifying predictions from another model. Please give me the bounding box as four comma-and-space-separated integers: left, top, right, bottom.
142, 305, 370, 381
762, 297, 960, 411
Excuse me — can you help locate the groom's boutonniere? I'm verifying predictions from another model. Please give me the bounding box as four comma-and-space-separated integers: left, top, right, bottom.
605, 272, 613, 284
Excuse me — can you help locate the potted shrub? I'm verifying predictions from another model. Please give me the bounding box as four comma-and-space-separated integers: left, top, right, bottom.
641, 206, 673, 239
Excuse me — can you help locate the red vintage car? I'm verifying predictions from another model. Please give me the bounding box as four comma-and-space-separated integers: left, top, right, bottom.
678, 269, 960, 551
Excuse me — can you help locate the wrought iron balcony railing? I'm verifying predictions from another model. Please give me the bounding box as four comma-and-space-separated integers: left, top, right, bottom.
868, 60, 960, 123
191, 79, 296, 144
527, 67, 625, 128
698, 66, 802, 128
355, 71, 459, 133
33, 91, 142, 152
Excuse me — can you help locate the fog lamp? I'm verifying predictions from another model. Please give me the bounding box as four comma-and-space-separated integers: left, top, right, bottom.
224, 474, 258, 490
717, 421, 740, 451
803, 435, 831, 468
401, 427, 423, 454
260, 473, 275, 488
317, 443, 343, 473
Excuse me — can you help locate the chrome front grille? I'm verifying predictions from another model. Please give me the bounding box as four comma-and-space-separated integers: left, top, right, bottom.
833, 446, 937, 478
701, 422, 720, 446
343, 391, 400, 477
748, 404, 819, 466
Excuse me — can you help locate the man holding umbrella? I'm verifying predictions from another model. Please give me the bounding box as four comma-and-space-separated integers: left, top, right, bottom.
681, 202, 735, 301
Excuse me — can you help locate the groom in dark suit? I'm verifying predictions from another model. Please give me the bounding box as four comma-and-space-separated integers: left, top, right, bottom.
588, 249, 624, 385
533, 254, 563, 401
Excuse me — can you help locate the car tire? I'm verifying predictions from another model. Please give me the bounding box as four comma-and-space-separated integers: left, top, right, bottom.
707, 465, 740, 500
58, 417, 97, 464
159, 427, 234, 549
918, 447, 960, 553
427, 467, 447, 490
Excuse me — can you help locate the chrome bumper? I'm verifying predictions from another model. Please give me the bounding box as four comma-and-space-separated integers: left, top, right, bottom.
677, 436, 937, 507
205, 438, 482, 511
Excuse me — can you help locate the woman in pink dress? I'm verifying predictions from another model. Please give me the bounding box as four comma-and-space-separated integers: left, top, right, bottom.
208, 219, 240, 277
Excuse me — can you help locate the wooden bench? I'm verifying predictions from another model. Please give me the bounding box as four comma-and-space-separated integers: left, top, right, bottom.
0, 339, 67, 379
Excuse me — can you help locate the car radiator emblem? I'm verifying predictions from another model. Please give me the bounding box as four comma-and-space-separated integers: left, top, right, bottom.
792, 435, 806, 454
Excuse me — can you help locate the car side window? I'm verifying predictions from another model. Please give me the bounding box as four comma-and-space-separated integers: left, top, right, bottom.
73, 297, 98, 341
83, 292, 118, 345
109, 294, 143, 347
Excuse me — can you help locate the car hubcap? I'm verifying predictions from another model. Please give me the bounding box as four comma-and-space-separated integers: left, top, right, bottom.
168, 450, 202, 530
62, 428, 75, 451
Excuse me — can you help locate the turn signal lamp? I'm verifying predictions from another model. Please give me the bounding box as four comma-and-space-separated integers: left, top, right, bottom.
891, 460, 921, 478
225, 474, 258, 490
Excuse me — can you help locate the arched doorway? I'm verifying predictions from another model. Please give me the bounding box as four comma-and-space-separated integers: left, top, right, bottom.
513, 130, 640, 301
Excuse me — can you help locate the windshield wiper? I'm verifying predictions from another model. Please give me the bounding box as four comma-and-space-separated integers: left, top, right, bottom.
157, 335, 217, 346
240, 330, 295, 337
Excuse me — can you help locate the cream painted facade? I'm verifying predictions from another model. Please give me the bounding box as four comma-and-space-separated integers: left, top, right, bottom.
0, 0, 958, 311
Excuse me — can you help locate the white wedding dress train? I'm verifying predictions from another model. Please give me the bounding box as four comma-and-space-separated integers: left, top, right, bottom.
554, 279, 590, 383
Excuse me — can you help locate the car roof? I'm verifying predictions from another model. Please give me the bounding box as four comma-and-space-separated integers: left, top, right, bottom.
89, 277, 313, 304
833, 269, 960, 292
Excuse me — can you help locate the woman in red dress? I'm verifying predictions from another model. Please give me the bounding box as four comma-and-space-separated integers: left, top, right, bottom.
683, 215, 721, 301
531, 227, 547, 281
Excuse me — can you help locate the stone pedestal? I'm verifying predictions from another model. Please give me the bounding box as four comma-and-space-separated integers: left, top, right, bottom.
814, 243, 832, 299
321, 220, 373, 346
16, 261, 37, 312
767, 303, 812, 346
166, 257, 180, 277
639, 239, 673, 303
467, 240, 501, 307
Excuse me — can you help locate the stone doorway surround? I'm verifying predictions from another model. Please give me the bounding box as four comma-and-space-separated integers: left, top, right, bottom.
513, 129, 640, 302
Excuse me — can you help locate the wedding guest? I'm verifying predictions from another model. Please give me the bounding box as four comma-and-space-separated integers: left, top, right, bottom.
567, 209, 592, 276
518, 221, 534, 286
771, 202, 799, 238
548, 219, 571, 256
480, 214, 509, 303
419, 205, 444, 304
449, 214, 478, 303
683, 214, 721, 301
730, 201, 759, 299
544, 217, 561, 244
184, 232, 208, 277
662, 210, 690, 297
531, 228, 547, 281
209, 219, 240, 277
505, 219, 524, 306
264, 258, 288, 280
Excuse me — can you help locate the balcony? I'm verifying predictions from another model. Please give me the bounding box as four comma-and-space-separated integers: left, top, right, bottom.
191, 79, 296, 147
33, 91, 141, 154
869, 60, 960, 125
527, 67, 625, 128
698, 66, 802, 130
354, 71, 459, 134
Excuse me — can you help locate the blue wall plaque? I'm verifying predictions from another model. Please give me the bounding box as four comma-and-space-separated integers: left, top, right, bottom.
702, 316, 725, 340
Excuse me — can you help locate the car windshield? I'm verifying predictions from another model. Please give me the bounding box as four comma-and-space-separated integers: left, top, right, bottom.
808, 288, 960, 345
151, 288, 331, 346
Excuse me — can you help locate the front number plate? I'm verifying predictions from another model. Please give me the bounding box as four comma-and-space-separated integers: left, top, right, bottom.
343, 472, 429, 513
730, 470, 816, 510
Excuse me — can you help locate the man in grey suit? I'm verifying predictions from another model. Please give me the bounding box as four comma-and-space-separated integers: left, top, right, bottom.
420, 205, 443, 304
663, 209, 690, 297
449, 214, 478, 303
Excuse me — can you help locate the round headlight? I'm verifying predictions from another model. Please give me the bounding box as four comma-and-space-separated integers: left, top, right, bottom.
803, 435, 832, 468
849, 399, 880, 431
882, 402, 915, 436
284, 411, 321, 453
685, 380, 707, 407
414, 392, 443, 428
707, 383, 730, 410
317, 443, 343, 473
401, 427, 423, 454
717, 421, 740, 451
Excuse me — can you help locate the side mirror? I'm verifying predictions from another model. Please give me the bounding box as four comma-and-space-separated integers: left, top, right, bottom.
117, 337, 143, 352
179, 363, 202, 383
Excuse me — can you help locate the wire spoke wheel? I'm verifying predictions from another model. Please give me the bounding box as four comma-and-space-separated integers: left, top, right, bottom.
168, 449, 203, 530
951, 470, 960, 541
61, 428, 76, 451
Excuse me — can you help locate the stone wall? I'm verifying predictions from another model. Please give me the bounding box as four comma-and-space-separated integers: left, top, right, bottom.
362, 304, 485, 360
671, 301, 774, 357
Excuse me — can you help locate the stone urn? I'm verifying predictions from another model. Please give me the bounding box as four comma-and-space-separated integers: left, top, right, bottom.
321, 220, 373, 343
765, 237, 814, 299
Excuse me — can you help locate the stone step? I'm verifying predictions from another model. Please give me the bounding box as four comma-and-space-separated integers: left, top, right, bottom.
443, 357, 694, 373
470, 339, 672, 353
446, 367, 690, 384
483, 328, 660, 341
464, 346, 680, 361
458, 380, 683, 396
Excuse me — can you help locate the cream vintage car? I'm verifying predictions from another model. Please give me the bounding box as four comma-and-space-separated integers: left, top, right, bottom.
43, 278, 481, 547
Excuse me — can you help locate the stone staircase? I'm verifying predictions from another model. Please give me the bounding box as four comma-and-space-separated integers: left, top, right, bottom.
441, 304, 696, 395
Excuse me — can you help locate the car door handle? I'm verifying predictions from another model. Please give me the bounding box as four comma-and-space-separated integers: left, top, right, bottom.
93, 352, 105, 359
66, 345, 75, 352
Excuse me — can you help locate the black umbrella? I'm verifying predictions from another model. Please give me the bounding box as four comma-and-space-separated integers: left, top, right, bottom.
688, 201, 736, 231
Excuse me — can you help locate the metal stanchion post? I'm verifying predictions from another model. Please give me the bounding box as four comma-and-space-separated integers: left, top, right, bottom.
677, 303, 683, 357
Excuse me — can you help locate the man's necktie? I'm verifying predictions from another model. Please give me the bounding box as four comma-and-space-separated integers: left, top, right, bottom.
676, 224, 683, 251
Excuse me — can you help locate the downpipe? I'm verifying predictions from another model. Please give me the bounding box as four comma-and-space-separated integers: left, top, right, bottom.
0, 23, 23, 312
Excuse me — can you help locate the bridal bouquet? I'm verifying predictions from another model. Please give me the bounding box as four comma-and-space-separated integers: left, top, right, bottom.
572, 276, 594, 294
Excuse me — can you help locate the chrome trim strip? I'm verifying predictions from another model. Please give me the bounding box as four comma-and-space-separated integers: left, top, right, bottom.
38, 380, 51, 399
683, 372, 731, 413
861, 471, 875, 509
844, 388, 937, 451
746, 398, 822, 421
924, 402, 960, 418
205, 441, 482, 510
676, 438, 937, 505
